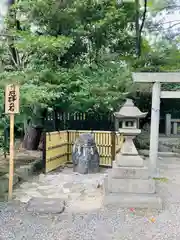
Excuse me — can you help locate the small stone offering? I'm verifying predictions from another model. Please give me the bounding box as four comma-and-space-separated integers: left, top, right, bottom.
72, 133, 100, 174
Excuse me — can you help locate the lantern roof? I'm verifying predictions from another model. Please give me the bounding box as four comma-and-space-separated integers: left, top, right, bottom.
114, 98, 147, 119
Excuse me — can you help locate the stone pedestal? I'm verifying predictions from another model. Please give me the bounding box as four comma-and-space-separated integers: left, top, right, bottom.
104, 98, 162, 209
103, 138, 162, 209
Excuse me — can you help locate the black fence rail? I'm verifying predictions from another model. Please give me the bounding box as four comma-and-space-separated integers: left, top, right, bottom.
44, 111, 115, 132
44, 110, 167, 134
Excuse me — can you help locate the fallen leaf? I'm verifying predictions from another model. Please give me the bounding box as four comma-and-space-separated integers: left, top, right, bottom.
149, 217, 156, 223
130, 208, 135, 212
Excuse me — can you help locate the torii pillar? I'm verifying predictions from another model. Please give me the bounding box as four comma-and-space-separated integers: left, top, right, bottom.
132, 72, 180, 177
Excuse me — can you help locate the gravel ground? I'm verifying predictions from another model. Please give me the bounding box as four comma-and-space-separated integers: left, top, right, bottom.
1, 158, 180, 240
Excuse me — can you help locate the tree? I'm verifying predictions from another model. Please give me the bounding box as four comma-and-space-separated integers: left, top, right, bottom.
0, 0, 179, 151
143, 0, 180, 41
0, 0, 137, 149
135, 0, 148, 57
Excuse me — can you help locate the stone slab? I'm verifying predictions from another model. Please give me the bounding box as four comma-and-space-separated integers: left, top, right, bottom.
16, 165, 33, 180
26, 197, 65, 214
111, 162, 149, 179
104, 193, 162, 209
116, 154, 144, 167
15, 159, 43, 180
105, 176, 155, 194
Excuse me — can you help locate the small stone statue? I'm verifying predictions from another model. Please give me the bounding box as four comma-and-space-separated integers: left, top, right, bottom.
72, 133, 100, 174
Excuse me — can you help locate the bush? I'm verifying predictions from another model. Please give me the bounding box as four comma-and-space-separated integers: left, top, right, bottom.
135, 123, 150, 150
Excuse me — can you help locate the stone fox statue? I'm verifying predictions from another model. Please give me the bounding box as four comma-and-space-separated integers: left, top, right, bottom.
72, 133, 100, 174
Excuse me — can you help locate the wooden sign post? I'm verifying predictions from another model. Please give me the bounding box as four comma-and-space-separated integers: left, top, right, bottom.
5, 84, 19, 201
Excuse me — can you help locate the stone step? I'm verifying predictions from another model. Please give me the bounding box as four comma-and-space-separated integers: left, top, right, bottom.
111, 162, 149, 179
105, 176, 155, 194
103, 193, 162, 209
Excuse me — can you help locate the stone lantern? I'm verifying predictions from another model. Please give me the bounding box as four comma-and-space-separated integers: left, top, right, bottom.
103, 98, 162, 209
114, 98, 147, 167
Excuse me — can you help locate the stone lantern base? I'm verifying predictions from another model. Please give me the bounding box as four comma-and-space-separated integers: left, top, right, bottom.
104, 98, 162, 209
103, 161, 162, 209
103, 153, 162, 209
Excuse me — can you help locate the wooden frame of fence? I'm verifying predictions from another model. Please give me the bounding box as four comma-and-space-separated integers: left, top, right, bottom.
43, 131, 68, 173
43, 130, 124, 173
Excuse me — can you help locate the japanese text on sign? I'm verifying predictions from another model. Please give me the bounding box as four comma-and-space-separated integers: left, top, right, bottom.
5, 84, 19, 114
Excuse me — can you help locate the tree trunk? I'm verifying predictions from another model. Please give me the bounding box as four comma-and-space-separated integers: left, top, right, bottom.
23, 106, 45, 150
135, 0, 140, 57
23, 126, 42, 150
38, 134, 44, 151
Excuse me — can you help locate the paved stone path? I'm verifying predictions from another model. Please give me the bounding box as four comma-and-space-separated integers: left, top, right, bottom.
0, 158, 180, 239
13, 167, 107, 212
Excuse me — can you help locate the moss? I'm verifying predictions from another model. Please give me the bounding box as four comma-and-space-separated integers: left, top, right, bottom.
153, 177, 168, 183
33, 159, 43, 172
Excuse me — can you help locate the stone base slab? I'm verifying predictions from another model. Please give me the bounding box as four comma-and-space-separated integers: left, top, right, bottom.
103, 193, 162, 209
111, 162, 149, 179
104, 176, 155, 194
116, 153, 144, 167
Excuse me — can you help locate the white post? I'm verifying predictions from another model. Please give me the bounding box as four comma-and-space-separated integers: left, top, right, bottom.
149, 82, 161, 177
115, 119, 119, 131
173, 122, 178, 135
165, 114, 171, 136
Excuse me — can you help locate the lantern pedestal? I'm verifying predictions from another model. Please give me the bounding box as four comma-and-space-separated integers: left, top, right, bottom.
104, 164, 162, 209
103, 192, 162, 209
116, 133, 144, 167
103, 99, 162, 209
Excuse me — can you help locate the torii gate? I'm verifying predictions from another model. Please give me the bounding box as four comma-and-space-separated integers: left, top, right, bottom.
132, 72, 180, 177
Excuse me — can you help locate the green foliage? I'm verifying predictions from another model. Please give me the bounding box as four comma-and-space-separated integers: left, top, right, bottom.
16, 0, 136, 64
0, 0, 136, 114
130, 40, 180, 72
135, 123, 150, 149
15, 32, 74, 57
0, 0, 180, 140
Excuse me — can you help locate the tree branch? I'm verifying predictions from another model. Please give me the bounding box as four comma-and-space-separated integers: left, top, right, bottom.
145, 22, 180, 33
7, 46, 19, 69
168, 22, 180, 29
135, 0, 140, 57
136, 0, 147, 57
146, 20, 180, 31
139, 0, 147, 35
0, 33, 16, 37
155, 4, 180, 11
